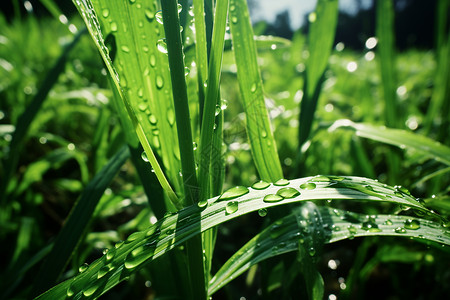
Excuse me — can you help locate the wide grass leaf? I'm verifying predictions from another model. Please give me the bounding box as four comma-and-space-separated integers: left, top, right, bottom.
229, 0, 283, 182
35, 176, 449, 299
330, 120, 450, 166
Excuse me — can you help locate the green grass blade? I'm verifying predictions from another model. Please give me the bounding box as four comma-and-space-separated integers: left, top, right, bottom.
34, 176, 448, 300
161, 0, 198, 206
298, 0, 338, 149
330, 120, 450, 166
73, 0, 179, 206
208, 205, 448, 295
193, 0, 209, 118
376, 0, 398, 128
198, 0, 228, 200
31, 145, 130, 297
229, 0, 283, 182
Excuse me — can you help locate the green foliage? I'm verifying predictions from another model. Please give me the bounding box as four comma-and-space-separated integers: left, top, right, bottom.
0, 0, 448, 300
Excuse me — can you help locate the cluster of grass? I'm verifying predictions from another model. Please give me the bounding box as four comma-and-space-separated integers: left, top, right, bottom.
0, 0, 449, 299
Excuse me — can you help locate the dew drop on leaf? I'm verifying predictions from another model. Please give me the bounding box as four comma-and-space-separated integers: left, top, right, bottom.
150, 54, 156, 67
274, 178, 289, 186
404, 219, 420, 230
166, 108, 175, 126
394, 227, 407, 233
102, 9, 109, 18
156, 75, 164, 89
219, 186, 249, 200
145, 9, 154, 21
225, 201, 238, 214
78, 263, 89, 273
308, 247, 316, 256
155, 11, 163, 24
250, 83, 257, 92
231, 16, 238, 24
106, 247, 116, 261
276, 187, 300, 199
111, 22, 118, 32
384, 219, 393, 225
263, 194, 284, 203
347, 225, 357, 235
251, 180, 270, 190
141, 151, 149, 162
156, 39, 168, 54
300, 182, 316, 190
149, 114, 157, 125
197, 199, 208, 208
258, 208, 268, 217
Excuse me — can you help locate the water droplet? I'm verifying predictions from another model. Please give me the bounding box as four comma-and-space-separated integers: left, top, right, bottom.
251, 180, 270, 190
384, 219, 393, 225
121, 45, 130, 53
145, 9, 154, 21
230, 5, 236, 11
141, 151, 149, 162
150, 54, 156, 67
114, 240, 124, 248
106, 247, 116, 261
66, 285, 75, 297
155, 11, 163, 24
394, 227, 407, 233
138, 103, 147, 111
404, 219, 420, 230
231, 16, 238, 24
258, 208, 268, 217
125, 241, 157, 269
300, 182, 316, 190
215, 104, 221, 116
250, 83, 257, 92
364, 185, 374, 191
310, 175, 331, 182
166, 108, 175, 125
274, 178, 289, 186
156, 75, 164, 89
102, 9, 110, 18
177, 3, 182, 13
156, 39, 168, 54
276, 187, 300, 199
125, 231, 142, 244
225, 201, 238, 214
111, 22, 118, 32
361, 220, 381, 232
261, 130, 267, 138
192, 142, 198, 150
220, 99, 228, 110
347, 225, 357, 235
308, 247, 316, 256
263, 194, 284, 203
149, 114, 157, 125
219, 186, 249, 200
97, 265, 112, 279
129, 0, 136, 4
184, 66, 190, 76
197, 199, 208, 208
82, 283, 100, 297
78, 263, 89, 273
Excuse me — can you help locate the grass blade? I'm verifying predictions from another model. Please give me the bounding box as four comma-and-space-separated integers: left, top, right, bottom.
298, 0, 338, 149
208, 205, 448, 295
161, 0, 198, 206
229, 0, 283, 182
34, 176, 448, 299
31, 145, 129, 296
198, 0, 228, 200
73, 0, 179, 206
330, 120, 450, 166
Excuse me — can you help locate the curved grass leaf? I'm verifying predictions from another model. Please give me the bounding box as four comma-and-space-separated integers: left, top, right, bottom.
73, 0, 179, 205
229, 0, 283, 182
208, 204, 449, 295
35, 176, 449, 300
329, 120, 450, 166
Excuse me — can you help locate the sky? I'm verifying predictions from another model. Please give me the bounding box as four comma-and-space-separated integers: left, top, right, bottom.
251, 0, 373, 30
